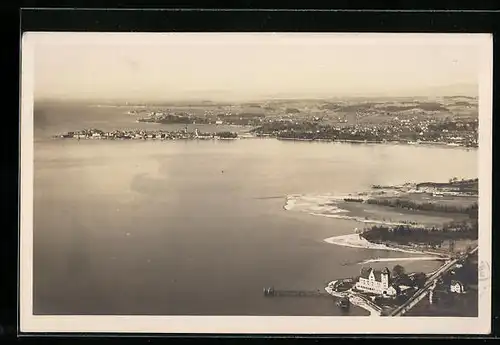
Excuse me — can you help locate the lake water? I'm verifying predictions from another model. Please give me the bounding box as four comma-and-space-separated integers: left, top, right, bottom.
32, 103, 478, 315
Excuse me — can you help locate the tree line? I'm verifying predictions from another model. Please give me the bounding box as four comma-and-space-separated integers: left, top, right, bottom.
360, 220, 478, 247
215, 131, 238, 138
365, 198, 478, 218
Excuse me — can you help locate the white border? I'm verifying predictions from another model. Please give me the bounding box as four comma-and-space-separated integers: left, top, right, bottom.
19, 32, 492, 335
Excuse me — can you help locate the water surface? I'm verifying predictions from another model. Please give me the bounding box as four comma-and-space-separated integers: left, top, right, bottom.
32, 103, 478, 315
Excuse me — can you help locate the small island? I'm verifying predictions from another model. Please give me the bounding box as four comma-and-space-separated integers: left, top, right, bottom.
54, 128, 240, 141
135, 110, 265, 126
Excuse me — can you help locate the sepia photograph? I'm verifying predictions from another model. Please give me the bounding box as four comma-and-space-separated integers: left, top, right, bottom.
20, 32, 492, 334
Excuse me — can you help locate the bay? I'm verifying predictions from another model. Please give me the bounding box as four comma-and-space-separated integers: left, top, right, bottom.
32, 103, 478, 316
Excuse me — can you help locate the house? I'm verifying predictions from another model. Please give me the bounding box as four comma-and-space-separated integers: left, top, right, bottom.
450, 280, 466, 294
355, 267, 397, 297
386, 284, 400, 296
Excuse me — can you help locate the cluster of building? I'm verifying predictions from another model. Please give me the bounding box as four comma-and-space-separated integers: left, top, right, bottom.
354, 267, 400, 297
56, 128, 239, 141
255, 117, 478, 147
331, 264, 469, 302
385, 117, 478, 146
353, 117, 478, 147
122, 99, 478, 147
326, 250, 476, 315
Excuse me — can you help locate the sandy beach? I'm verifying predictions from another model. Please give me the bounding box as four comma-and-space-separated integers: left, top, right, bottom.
323, 233, 442, 256
359, 256, 446, 264
284, 193, 462, 227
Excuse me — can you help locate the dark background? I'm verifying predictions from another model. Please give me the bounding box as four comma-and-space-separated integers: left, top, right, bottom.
2, 2, 499, 342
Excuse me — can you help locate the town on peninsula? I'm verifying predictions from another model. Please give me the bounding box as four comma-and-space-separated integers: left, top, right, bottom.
54, 96, 477, 148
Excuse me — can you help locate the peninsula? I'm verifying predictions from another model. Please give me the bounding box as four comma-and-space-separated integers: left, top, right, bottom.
314, 178, 478, 253
100, 95, 478, 147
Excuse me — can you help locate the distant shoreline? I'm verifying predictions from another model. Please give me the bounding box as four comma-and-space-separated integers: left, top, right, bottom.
52, 131, 477, 149
275, 137, 476, 148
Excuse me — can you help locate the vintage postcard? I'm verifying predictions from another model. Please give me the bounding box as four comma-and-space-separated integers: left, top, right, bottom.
20, 32, 492, 334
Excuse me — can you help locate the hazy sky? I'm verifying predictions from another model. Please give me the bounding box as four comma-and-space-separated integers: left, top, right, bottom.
27, 33, 487, 101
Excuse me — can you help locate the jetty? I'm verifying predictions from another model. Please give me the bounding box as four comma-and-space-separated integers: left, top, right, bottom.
263, 287, 332, 298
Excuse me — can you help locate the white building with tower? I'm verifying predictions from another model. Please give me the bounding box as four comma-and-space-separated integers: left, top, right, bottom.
355, 267, 398, 297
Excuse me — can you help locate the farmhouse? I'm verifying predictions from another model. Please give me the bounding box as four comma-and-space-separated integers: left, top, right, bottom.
450, 280, 466, 294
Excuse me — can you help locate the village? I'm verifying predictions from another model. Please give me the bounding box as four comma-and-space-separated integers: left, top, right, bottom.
55, 127, 240, 141
57, 116, 478, 148
324, 247, 478, 316
252, 117, 478, 148
121, 96, 478, 148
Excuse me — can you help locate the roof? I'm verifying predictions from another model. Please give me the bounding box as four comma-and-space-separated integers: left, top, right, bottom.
360, 267, 371, 279
360, 267, 390, 281
390, 284, 401, 293
393, 275, 411, 286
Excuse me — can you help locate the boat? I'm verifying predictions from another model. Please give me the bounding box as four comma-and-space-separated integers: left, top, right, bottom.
263, 287, 275, 296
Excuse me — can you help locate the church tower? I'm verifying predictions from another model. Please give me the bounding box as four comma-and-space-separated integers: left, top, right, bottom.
381, 267, 390, 289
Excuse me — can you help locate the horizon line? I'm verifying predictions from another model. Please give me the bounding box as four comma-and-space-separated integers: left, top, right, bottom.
34, 93, 479, 104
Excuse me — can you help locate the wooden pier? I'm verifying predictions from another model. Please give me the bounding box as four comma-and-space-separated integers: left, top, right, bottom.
263, 287, 332, 298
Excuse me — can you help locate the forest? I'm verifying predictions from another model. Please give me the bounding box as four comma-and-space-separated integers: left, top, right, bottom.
360, 220, 478, 247
365, 198, 478, 219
